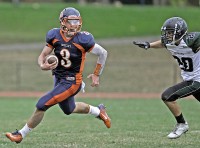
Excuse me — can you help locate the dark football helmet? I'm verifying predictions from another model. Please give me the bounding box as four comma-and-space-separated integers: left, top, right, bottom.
59, 7, 82, 36
161, 17, 188, 44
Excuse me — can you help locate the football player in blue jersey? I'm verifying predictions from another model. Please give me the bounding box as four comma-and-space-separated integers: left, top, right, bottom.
133, 17, 200, 139
6, 7, 111, 143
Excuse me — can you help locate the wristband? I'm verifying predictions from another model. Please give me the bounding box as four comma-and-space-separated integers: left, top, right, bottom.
93, 63, 102, 76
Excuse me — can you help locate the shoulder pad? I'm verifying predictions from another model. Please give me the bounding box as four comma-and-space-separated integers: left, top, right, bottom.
185, 32, 200, 43
75, 31, 95, 51
184, 32, 200, 52
77, 31, 94, 43
46, 28, 60, 44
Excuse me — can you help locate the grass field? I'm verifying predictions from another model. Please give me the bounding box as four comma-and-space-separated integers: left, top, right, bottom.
1, 97, 200, 148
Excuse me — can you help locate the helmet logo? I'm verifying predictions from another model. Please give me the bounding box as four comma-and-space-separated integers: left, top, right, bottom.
177, 21, 184, 28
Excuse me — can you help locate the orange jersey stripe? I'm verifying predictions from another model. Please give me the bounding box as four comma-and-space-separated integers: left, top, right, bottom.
46, 43, 53, 49
73, 43, 86, 84
60, 29, 71, 42
45, 84, 80, 106
73, 42, 85, 53
52, 39, 59, 44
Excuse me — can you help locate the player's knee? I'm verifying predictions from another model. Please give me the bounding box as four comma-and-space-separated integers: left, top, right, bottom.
161, 93, 168, 101
63, 110, 73, 115
36, 102, 48, 111
63, 106, 75, 115
161, 92, 177, 102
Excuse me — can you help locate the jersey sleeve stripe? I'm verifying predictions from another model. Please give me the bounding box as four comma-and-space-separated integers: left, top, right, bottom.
46, 43, 53, 49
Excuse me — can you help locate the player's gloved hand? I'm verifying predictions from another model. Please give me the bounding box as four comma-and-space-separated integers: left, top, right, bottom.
133, 41, 150, 50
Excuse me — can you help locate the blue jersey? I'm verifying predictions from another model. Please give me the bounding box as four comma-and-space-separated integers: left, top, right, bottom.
46, 28, 95, 84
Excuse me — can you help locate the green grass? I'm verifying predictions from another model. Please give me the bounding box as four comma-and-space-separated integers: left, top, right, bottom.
1, 97, 200, 148
0, 3, 200, 43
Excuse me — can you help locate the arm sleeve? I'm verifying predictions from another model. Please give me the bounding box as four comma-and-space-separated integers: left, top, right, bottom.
90, 43, 108, 76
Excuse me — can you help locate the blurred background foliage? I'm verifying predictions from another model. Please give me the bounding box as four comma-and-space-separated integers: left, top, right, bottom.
0, 2, 199, 93
0, 0, 199, 6
0, 2, 200, 43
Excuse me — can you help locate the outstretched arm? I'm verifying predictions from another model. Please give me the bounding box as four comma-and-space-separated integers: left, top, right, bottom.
150, 40, 164, 48
87, 43, 108, 87
133, 40, 164, 49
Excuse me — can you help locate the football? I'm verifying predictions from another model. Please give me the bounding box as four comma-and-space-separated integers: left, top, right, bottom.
46, 55, 58, 64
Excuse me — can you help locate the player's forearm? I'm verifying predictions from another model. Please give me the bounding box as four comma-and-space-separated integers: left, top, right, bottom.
150, 40, 164, 48
90, 43, 108, 76
38, 54, 45, 67
38, 46, 53, 67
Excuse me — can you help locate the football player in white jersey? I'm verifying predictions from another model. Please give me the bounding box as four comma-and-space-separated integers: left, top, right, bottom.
133, 17, 200, 139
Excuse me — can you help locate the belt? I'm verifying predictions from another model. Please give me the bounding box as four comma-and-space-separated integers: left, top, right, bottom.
66, 76, 75, 81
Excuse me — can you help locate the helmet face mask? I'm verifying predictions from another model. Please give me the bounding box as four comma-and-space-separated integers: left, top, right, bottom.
59, 7, 82, 37
161, 29, 175, 44
161, 17, 188, 45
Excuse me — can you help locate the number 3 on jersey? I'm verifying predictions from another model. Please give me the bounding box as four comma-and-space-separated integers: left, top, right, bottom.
60, 49, 71, 68
173, 55, 193, 72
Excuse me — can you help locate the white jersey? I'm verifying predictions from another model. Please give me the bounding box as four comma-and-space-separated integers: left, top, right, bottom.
165, 32, 200, 82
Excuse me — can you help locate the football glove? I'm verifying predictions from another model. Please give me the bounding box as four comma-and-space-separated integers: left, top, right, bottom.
133, 41, 150, 50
